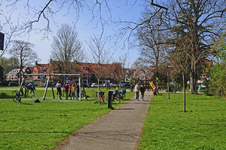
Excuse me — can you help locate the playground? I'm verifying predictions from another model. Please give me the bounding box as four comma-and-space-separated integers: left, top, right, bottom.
1, 86, 226, 149
0, 85, 134, 149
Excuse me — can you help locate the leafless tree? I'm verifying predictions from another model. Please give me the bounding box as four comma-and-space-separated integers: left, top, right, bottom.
167, 35, 199, 112
8, 40, 40, 85
136, 23, 168, 84
0, 1, 143, 37
120, 0, 226, 94
50, 24, 84, 74
111, 54, 128, 89
86, 33, 113, 92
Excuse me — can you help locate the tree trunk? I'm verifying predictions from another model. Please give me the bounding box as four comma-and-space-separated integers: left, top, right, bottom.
167, 70, 170, 99
194, 64, 197, 94
190, 55, 195, 94
182, 71, 186, 112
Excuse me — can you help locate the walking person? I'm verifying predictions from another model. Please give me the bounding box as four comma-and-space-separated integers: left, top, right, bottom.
55, 81, 62, 100
64, 82, 69, 100
134, 83, 140, 101
140, 85, 146, 101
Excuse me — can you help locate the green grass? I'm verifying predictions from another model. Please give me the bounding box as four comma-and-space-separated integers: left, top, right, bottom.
138, 93, 226, 150
0, 86, 134, 150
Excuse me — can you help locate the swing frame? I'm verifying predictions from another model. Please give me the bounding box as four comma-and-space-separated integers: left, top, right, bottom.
23, 73, 84, 101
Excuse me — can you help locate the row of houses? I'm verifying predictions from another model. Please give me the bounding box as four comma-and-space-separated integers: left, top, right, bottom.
1, 60, 210, 86
4, 60, 141, 84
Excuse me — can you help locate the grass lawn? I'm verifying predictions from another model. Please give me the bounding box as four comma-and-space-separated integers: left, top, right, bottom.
0, 86, 134, 150
138, 93, 226, 150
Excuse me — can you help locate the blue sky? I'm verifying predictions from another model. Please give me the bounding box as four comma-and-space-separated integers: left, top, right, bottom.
1, 0, 145, 68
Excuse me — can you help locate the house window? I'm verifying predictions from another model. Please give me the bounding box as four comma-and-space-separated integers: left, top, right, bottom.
83, 73, 87, 77
93, 67, 99, 70
82, 66, 88, 70
40, 67, 47, 71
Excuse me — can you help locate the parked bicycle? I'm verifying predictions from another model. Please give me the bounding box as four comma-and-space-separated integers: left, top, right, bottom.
112, 90, 122, 103
12, 90, 21, 104
94, 91, 105, 104
91, 89, 98, 99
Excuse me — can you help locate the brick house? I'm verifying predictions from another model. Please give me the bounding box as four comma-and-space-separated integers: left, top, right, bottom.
47, 60, 118, 84
32, 61, 48, 80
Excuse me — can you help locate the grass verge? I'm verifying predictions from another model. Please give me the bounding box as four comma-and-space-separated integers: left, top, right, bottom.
0, 87, 134, 149
138, 93, 226, 150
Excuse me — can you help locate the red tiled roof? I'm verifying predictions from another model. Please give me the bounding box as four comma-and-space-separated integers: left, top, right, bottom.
34, 64, 48, 74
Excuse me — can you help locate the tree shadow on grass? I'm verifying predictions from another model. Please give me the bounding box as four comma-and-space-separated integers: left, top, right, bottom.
20, 103, 33, 105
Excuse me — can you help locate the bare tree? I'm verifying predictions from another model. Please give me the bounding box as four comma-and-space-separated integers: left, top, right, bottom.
121, 0, 226, 94
0, 1, 144, 37
167, 35, 199, 112
110, 54, 128, 89
8, 40, 40, 85
86, 34, 113, 92
50, 24, 84, 74
136, 23, 168, 85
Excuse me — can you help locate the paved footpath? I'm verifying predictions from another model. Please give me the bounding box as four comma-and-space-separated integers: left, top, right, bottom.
55, 91, 152, 150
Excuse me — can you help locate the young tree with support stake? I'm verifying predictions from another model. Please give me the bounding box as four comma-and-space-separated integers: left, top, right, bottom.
167, 35, 199, 112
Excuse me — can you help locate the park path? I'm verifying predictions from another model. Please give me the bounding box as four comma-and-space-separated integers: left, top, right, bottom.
54, 91, 152, 150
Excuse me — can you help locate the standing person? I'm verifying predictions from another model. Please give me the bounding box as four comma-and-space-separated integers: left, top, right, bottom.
74, 82, 78, 100
68, 83, 71, 97
64, 82, 69, 100
134, 83, 140, 101
70, 84, 75, 100
140, 85, 146, 101
153, 86, 157, 96
198, 84, 202, 93
77, 83, 80, 99
55, 81, 62, 100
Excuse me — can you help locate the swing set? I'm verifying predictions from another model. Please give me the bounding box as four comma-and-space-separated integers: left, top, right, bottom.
22, 73, 87, 101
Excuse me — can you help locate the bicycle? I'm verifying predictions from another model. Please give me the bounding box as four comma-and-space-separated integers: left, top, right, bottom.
94, 91, 105, 104
99, 91, 105, 104
91, 90, 98, 99
112, 90, 121, 103
12, 90, 21, 104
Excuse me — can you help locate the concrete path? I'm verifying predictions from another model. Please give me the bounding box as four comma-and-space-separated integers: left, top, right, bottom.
55, 91, 152, 150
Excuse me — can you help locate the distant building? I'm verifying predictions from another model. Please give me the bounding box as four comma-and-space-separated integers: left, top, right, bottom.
6, 68, 20, 81
32, 61, 48, 80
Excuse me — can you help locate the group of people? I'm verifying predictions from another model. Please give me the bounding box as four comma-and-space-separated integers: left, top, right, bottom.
134, 83, 146, 101
55, 81, 79, 100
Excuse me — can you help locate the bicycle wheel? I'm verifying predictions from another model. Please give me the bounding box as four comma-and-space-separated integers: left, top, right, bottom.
100, 96, 105, 104
117, 94, 121, 103
92, 92, 97, 99
13, 96, 21, 104
12, 91, 17, 96
113, 95, 121, 103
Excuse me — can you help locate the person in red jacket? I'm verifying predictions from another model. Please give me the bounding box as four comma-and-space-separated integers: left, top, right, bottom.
64, 82, 69, 100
